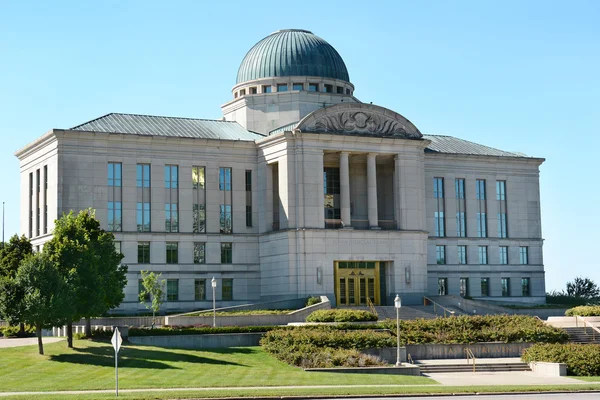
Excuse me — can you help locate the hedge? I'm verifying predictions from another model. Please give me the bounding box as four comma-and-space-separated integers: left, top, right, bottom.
129, 325, 283, 337
306, 296, 322, 307
306, 309, 377, 323
522, 343, 600, 376
0, 325, 36, 338
565, 306, 600, 317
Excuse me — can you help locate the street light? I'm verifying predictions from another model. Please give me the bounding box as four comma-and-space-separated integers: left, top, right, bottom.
212, 277, 217, 328
394, 294, 402, 367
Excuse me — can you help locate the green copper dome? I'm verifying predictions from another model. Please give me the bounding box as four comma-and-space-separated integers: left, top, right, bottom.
236, 29, 350, 84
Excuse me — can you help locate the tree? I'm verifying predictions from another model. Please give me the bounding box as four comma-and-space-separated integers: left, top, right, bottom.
13, 254, 73, 354
566, 277, 600, 300
139, 270, 164, 327
0, 235, 33, 335
43, 209, 128, 346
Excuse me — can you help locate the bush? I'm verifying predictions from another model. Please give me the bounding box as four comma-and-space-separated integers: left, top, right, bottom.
306, 296, 321, 307
379, 315, 568, 345
306, 309, 377, 323
129, 325, 281, 337
1, 325, 36, 338
522, 343, 600, 376
260, 327, 393, 367
565, 306, 600, 317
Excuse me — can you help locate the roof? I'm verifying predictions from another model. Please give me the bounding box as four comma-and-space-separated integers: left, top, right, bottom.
423, 135, 532, 158
236, 29, 350, 84
70, 113, 264, 141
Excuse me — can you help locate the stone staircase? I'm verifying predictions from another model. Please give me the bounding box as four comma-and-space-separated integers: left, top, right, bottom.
418, 361, 531, 374
564, 327, 600, 344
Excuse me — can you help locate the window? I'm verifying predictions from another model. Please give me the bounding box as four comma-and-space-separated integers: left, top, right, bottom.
277, 84, 288, 92
455, 179, 466, 237
522, 278, 531, 297
107, 162, 122, 232
249, 86, 257, 94
166, 242, 178, 264
136, 164, 151, 231
167, 279, 179, 301
194, 279, 206, 301
221, 242, 232, 264
138, 280, 150, 301
246, 170, 252, 227
436, 245, 446, 264
43, 165, 48, 234
165, 165, 179, 232
433, 178, 445, 237
36, 169, 40, 236
222, 278, 233, 301
220, 204, 232, 233
497, 180, 508, 238
193, 242, 205, 264
438, 278, 448, 295
262, 85, 272, 93
481, 278, 490, 296
192, 166, 206, 233
460, 278, 469, 297
323, 84, 333, 93
346, 88, 351, 95
138, 242, 150, 264
293, 83, 303, 91
137, 202, 151, 232
114, 241, 121, 254
324, 167, 341, 226
476, 179, 487, 237
336, 86, 344, 94
520, 246, 529, 265
478, 246, 488, 265
308, 83, 318, 92
219, 167, 232, 191
239, 89, 246, 96
28, 172, 33, 238
498, 213, 508, 238
136, 164, 151, 188
458, 245, 467, 265
501, 278, 511, 297
499, 246, 508, 265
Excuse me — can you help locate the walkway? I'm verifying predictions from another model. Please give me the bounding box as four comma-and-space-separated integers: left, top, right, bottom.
0, 337, 63, 348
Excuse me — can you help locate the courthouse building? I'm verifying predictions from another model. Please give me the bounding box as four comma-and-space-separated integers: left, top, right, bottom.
15, 29, 546, 311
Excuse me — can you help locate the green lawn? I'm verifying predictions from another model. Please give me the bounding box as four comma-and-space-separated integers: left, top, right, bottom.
574, 377, 600, 381
0, 340, 433, 392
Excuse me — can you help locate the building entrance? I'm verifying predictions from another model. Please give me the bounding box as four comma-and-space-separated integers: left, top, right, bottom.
334, 261, 382, 306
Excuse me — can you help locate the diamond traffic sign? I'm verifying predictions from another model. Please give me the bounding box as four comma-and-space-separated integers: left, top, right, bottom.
111, 327, 123, 353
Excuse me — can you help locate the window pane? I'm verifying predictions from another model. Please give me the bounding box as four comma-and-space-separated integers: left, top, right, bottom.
195, 279, 206, 301
194, 242, 205, 264
222, 279, 233, 301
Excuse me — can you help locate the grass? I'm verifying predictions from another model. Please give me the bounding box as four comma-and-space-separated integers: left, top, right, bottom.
0, 340, 433, 392
185, 309, 293, 316
575, 377, 600, 382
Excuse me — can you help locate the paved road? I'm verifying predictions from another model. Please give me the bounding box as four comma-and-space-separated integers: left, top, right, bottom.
425, 371, 586, 386
0, 337, 63, 348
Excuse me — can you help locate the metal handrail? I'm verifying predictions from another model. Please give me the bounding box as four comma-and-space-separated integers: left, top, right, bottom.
424, 297, 456, 318
575, 315, 600, 341
367, 297, 378, 318
464, 348, 476, 372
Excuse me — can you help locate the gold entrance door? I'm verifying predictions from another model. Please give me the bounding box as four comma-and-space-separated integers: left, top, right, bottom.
335, 261, 380, 306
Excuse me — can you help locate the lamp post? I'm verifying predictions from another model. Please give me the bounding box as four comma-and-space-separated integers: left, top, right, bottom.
211, 277, 217, 328
394, 294, 402, 367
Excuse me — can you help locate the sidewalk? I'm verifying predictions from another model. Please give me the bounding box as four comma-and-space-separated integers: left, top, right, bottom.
0, 337, 63, 348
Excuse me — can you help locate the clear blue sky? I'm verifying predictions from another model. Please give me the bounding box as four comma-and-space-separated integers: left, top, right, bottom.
1, 0, 598, 292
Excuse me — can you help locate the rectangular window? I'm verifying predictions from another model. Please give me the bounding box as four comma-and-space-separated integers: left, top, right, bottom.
520, 246, 529, 265
193, 242, 205, 264
164, 165, 179, 232
166, 242, 178, 264
221, 242, 232, 264
481, 278, 490, 296
192, 166, 206, 233
164, 165, 178, 189
455, 179, 466, 237
194, 279, 206, 301
458, 245, 467, 265
136, 164, 151, 232
476, 179, 487, 238
478, 246, 488, 265
167, 279, 179, 301
138, 242, 150, 264
222, 278, 233, 301
438, 278, 448, 295
433, 178, 445, 237
522, 278, 531, 297
436, 245, 446, 264
501, 278, 511, 297
460, 278, 469, 297
262, 85, 272, 93
114, 241, 121, 254
107, 162, 122, 232
277, 83, 288, 92
249, 86, 257, 94
239, 89, 246, 96
28, 172, 33, 238
165, 203, 179, 232
138, 280, 150, 302
323, 84, 333, 93
246, 169, 252, 227
336, 86, 344, 94
36, 168, 40, 237
324, 167, 341, 227
220, 204, 232, 233
499, 246, 508, 265
308, 83, 318, 92
43, 165, 47, 234
219, 167, 233, 233
219, 167, 232, 190
293, 83, 303, 91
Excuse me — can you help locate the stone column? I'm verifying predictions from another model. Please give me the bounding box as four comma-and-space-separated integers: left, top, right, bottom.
367, 153, 379, 229
339, 152, 351, 228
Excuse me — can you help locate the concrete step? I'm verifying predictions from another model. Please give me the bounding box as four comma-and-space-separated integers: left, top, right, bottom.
564, 327, 600, 344
419, 363, 531, 373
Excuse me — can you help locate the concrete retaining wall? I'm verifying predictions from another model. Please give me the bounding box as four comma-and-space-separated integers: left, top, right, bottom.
547, 316, 600, 328
404, 342, 533, 360
73, 316, 164, 327
128, 333, 263, 349
530, 361, 567, 376
362, 347, 408, 363
305, 365, 420, 375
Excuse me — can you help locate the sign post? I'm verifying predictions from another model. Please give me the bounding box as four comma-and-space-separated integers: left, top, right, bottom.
111, 327, 123, 397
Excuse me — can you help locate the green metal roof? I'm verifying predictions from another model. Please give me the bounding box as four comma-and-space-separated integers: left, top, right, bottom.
236, 29, 350, 84
71, 113, 264, 141
423, 135, 532, 158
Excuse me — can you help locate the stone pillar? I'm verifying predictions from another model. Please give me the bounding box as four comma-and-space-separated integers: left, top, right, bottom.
367, 153, 379, 229
339, 152, 351, 228
394, 155, 402, 230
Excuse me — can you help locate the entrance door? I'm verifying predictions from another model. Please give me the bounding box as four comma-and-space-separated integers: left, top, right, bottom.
335, 261, 380, 306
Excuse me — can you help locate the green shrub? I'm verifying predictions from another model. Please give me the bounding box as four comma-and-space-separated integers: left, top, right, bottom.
1, 325, 36, 338
186, 310, 292, 317
129, 325, 281, 336
522, 343, 600, 376
565, 306, 600, 317
306, 309, 377, 323
306, 296, 321, 307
